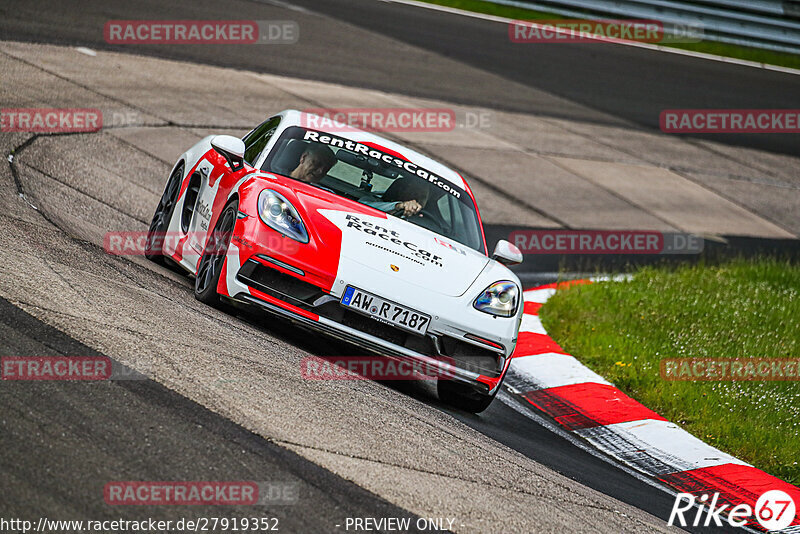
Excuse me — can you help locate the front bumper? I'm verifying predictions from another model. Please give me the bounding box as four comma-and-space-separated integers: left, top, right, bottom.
235, 292, 504, 395
230, 257, 512, 396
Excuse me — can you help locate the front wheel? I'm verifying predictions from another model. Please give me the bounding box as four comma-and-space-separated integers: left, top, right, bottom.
194, 200, 237, 306
437, 379, 497, 414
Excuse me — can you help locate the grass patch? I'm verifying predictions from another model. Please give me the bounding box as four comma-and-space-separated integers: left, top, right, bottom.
418, 0, 800, 69
539, 259, 800, 484
419, 0, 559, 20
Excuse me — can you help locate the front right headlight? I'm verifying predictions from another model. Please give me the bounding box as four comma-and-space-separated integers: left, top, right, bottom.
257, 189, 309, 243
473, 281, 519, 317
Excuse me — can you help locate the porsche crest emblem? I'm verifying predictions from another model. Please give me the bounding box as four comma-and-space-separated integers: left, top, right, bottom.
390, 264, 399, 272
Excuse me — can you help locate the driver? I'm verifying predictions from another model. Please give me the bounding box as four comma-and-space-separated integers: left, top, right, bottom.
368, 178, 430, 217
290, 144, 337, 184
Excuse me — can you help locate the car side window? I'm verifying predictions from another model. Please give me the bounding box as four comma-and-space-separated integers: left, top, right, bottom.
437, 193, 452, 222
243, 116, 281, 165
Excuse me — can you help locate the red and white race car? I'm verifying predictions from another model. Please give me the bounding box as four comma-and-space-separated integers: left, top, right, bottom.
145, 110, 523, 412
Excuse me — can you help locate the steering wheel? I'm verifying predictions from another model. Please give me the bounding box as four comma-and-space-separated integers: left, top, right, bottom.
390, 204, 448, 234
417, 206, 449, 234
389, 203, 425, 220
389, 205, 409, 218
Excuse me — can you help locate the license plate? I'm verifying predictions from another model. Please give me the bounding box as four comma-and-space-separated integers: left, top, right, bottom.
341, 286, 430, 335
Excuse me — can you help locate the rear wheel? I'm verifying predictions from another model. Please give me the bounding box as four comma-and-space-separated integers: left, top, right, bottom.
437, 379, 496, 414
145, 163, 183, 263
194, 200, 237, 306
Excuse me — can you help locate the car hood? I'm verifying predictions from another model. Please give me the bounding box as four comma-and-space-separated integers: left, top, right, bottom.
317, 208, 490, 297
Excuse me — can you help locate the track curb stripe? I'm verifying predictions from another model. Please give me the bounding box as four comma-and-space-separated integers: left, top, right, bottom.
523, 383, 666, 430
510, 352, 610, 390
514, 332, 568, 356
508, 281, 800, 530
660, 464, 800, 516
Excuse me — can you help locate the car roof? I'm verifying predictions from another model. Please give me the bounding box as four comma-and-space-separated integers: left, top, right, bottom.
276, 109, 468, 190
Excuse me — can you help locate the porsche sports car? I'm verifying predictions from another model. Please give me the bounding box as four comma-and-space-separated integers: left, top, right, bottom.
145, 110, 524, 412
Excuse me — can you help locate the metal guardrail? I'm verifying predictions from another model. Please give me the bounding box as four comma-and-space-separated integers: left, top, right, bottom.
489, 0, 800, 54
692, 0, 786, 16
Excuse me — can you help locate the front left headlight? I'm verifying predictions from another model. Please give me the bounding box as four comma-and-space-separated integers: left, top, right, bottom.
473, 281, 519, 317
257, 189, 309, 243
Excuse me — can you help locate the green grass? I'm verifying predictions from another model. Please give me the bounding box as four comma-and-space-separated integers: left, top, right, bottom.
419, 0, 800, 69
539, 259, 800, 485
420, 0, 558, 20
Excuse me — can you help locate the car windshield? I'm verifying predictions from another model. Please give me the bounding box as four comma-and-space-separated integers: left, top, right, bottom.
262, 126, 485, 253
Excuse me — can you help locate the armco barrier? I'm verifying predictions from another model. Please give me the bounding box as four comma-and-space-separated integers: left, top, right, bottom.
491, 0, 800, 54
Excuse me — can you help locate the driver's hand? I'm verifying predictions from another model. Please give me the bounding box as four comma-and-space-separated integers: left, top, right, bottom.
396, 200, 422, 217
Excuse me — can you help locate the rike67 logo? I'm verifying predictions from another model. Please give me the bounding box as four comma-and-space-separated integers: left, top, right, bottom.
669, 490, 796, 530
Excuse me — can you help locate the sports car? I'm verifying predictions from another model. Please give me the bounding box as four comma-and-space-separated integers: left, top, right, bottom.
145, 110, 523, 412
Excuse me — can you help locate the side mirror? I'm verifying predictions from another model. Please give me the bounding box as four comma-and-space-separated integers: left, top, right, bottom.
492, 240, 523, 266
211, 135, 246, 171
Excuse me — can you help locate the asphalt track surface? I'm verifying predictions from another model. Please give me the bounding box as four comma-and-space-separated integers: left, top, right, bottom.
0, 109, 683, 534
0, 246, 714, 534
0, 0, 793, 532
0, 0, 799, 156
0, 297, 424, 532
0, 279, 708, 532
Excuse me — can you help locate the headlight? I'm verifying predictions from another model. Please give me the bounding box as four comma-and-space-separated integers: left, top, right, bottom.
257, 189, 309, 243
473, 281, 519, 317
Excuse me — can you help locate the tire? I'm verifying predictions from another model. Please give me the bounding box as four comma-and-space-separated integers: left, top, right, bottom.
437, 379, 497, 414
145, 163, 183, 263
194, 200, 237, 306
